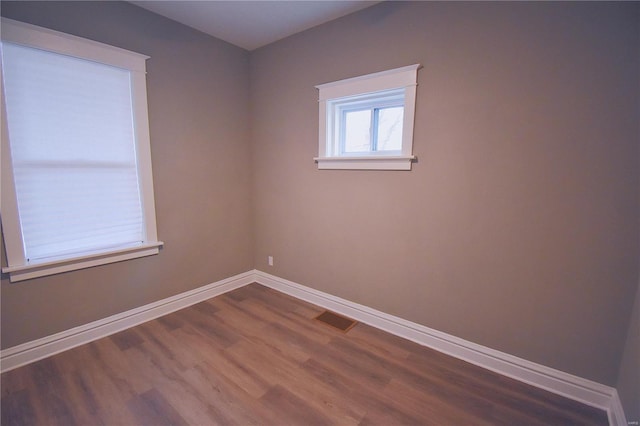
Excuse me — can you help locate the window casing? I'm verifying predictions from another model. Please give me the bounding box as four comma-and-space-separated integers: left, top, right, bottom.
1, 18, 162, 282
315, 64, 420, 170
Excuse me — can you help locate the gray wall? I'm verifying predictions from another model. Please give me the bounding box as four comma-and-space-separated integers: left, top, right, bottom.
250, 1, 640, 386
1, 1, 253, 348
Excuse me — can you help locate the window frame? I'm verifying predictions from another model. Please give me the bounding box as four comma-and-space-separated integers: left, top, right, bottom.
1, 18, 162, 282
337, 90, 405, 155
315, 64, 420, 170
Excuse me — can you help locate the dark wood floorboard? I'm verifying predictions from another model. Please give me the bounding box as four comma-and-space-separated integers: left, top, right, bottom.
1, 283, 608, 425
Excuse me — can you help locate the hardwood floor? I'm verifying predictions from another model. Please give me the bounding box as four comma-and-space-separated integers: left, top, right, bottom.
1, 283, 608, 425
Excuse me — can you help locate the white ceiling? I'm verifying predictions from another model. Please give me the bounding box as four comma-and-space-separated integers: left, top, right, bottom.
130, 1, 381, 51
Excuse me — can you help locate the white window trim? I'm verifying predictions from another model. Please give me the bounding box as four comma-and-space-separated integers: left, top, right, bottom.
315, 64, 420, 171
1, 18, 163, 282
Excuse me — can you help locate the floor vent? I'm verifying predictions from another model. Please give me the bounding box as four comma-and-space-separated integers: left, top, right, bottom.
314, 310, 358, 333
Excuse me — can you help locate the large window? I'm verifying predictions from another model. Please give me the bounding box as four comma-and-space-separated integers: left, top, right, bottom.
315, 64, 420, 170
1, 18, 162, 282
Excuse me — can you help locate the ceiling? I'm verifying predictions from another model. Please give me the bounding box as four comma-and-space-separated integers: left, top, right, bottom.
130, 1, 381, 51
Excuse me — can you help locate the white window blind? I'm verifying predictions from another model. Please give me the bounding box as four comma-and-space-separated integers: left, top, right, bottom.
1, 18, 162, 282
2, 42, 145, 262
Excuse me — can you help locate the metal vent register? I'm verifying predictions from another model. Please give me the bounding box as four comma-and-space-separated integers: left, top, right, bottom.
314, 310, 358, 332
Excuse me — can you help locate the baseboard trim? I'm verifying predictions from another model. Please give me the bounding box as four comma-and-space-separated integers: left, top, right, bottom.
253, 269, 623, 426
0, 269, 626, 425
608, 389, 629, 426
0, 270, 255, 373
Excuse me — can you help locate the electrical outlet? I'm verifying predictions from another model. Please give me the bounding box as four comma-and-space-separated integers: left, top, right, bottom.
268, 256, 274, 266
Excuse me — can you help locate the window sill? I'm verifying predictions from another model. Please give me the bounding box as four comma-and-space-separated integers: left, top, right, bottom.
2, 242, 164, 282
314, 155, 416, 170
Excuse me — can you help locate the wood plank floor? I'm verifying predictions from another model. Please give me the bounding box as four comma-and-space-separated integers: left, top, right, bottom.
1, 283, 608, 425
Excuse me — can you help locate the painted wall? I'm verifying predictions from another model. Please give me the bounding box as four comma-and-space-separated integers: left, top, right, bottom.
250, 1, 640, 386
0, 1, 253, 348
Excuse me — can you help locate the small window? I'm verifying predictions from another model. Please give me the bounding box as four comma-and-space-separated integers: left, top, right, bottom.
1, 18, 162, 282
315, 64, 420, 170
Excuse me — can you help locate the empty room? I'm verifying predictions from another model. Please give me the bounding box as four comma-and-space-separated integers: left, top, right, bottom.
1, 1, 638, 424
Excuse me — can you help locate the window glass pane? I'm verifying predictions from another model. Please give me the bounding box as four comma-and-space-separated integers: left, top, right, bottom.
376, 106, 403, 151
343, 109, 371, 153
2, 42, 144, 262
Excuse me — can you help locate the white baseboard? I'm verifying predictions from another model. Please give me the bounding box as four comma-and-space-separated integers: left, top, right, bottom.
0, 269, 626, 426
0, 270, 255, 373
608, 389, 629, 426
253, 269, 624, 426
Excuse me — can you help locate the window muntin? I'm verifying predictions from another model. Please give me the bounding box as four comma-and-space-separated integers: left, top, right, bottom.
1, 18, 162, 282
315, 64, 420, 170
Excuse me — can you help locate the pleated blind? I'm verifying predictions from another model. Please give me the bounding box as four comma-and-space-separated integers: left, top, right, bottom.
2, 42, 145, 262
